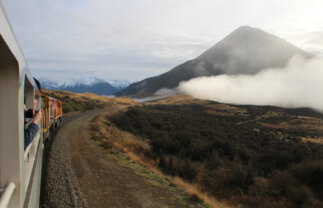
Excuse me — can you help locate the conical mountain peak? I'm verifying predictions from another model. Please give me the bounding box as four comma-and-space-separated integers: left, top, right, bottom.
233, 25, 257, 32
198, 26, 311, 75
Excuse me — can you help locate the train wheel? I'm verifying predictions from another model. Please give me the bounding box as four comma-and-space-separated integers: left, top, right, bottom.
49, 126, 53, 140
43, 131, 50, 145
43, 133, 46, 145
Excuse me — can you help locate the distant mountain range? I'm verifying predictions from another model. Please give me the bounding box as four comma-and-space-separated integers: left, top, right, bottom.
116, 26, 312, 98
40, 77, 131, 95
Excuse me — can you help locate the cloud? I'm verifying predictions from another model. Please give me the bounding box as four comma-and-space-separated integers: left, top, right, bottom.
178, 56, 323, 111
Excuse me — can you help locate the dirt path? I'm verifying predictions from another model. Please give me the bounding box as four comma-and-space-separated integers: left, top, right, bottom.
41, 107, 208, 208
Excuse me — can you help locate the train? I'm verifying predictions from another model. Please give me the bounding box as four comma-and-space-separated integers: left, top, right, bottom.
41, 92, 63, 141
0, 3, 62, 208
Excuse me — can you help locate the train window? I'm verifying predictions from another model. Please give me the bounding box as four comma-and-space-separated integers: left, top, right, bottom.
24, 76, 34, 127
41, 97, 45, 110
35, 94, 40, 112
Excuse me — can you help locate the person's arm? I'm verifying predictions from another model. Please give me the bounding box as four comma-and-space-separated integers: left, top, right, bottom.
24, 111, 42, 150
24, 123, 39, 149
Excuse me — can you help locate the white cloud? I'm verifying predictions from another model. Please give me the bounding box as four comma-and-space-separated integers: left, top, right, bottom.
178, 56, 323, 111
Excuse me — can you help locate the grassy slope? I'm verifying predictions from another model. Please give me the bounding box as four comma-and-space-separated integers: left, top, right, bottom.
42, 89, 137, 114
109, 96, 323, 208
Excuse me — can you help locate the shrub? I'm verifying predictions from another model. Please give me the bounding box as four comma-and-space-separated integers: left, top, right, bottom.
226, 166, 254, 193
269, 171, 298, 196
287, 185, 311, 206
206, 151, 223, 170
176, 159, 197, 182
62, 102, 74, 113
293, 160, 323, 198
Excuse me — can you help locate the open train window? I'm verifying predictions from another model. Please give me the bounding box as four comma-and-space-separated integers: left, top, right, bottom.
41, 96, 45, 110
24, 76, 34, 128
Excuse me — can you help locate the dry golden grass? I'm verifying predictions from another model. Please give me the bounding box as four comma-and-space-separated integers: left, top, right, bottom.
145, 95, 250, 119
261, 119, 322, 130
301, 137, 323, 144
42, 89, 138, 106
207, 103, 245, 112
144, 94, 196, 105
206, 110, 235, 117
261, 111, 282, 118
172, 177, 232, 208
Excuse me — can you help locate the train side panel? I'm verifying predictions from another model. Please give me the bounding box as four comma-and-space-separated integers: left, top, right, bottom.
0, 3, 43, 208
0, 34, 22, 208
41, 93, 51, 141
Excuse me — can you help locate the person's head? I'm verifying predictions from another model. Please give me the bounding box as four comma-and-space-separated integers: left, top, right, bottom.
34, 99, 38, 109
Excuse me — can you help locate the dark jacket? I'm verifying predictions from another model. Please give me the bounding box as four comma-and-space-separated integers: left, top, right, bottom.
24, 123, 39, 149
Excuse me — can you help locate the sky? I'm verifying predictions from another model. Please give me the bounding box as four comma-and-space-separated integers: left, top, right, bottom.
2, 0, 323, 82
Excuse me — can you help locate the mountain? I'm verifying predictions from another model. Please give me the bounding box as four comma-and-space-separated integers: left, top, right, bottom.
40, 77, 131, 95
116, 26, 312, 98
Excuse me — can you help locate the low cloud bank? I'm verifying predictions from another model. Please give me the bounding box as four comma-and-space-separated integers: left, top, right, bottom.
134, 88, 178, 102
178, 56, 323, 111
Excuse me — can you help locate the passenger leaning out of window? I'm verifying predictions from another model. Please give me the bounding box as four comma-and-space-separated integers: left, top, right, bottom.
24, 99, 42, 149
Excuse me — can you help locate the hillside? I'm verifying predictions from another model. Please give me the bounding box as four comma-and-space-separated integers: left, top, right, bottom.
108, 95, 323, 208
42, 89, 137, 114
116, 26, 312, 98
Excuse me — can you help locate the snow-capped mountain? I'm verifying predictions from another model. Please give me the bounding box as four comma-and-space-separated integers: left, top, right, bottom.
106, 79, 132, 89
39, 77, 131, 95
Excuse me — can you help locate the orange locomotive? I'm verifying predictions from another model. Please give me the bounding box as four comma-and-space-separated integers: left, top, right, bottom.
41, 92, 63, 141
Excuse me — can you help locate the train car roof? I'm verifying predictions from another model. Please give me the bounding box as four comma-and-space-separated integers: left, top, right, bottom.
41, 91, 62, 103
41, 92, 52, 100
0, 2, 39, 91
